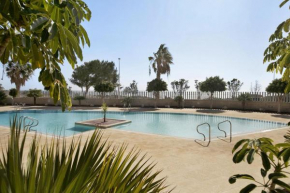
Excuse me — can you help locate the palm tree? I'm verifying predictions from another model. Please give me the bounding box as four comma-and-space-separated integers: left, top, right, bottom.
148, 44, 173, 80
6, 62, 33, 96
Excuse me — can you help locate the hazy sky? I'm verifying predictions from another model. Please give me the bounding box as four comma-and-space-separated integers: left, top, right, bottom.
0, 0, 288, 91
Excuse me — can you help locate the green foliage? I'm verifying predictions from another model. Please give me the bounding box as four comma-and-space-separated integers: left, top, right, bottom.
73, 95, 86, 105
6, 62, 33, 94
227, 78, 243, 93
229, 137, 290, 192
88, 60, 118, 85
70, 60, 118, 96
266, 79, 288, 94
0, 117, 170, 192
27, 89, 43, 105
101, 102, 108, 122
149, 44, 173, 79
74, 95, 86, 101
0, 85, 6, 104
9, 88, 17, 98
284, 129, 290, 142
237, 93, 252, 110
174, 96, 184, 108
171, 79, 190, 97
0, 0, 91, 111
199, 76, 226, 96
27, 89, 43, 98
123, 80, 138, 95
147, 78, 168, 92
94, 81, 115, 93
70, 65, 91, 96
122, 97, 132, 107
237, 93, 252, 102
263, 0, 290, 93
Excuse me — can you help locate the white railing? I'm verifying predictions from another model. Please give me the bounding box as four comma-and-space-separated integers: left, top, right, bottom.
13, 90, 290, 103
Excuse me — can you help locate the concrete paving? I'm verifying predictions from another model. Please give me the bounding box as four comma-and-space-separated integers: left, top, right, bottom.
0, 106, 290, 192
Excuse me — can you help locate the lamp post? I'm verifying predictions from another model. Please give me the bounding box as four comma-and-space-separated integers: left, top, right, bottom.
118, 58, 121, 98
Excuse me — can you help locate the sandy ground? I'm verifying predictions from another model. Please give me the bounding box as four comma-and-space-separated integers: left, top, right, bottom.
0, 106, 290, 193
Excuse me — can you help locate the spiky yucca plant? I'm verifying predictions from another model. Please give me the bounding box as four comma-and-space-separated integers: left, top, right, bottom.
0, 117, 171, 193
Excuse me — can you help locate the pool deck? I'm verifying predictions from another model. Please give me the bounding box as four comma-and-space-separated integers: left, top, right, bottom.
0, 106, 290, 192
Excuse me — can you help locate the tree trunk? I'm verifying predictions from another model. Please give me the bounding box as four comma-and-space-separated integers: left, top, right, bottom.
81, 87, 84, 96
156, 72, 161, 100
210, 93, 213, 109
277, 95, 283, 113
102, 93, 105, 103
16, 84, 21, 97
85, 86, 90, 98
0, 36, 11, 58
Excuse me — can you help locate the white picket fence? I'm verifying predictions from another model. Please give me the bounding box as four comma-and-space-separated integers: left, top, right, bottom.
15, 90, 290, 103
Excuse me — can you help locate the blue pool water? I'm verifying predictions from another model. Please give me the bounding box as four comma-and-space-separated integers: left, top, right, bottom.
0, 110, 286, 138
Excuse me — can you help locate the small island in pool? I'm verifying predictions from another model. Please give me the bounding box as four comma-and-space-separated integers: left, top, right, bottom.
75, 118, 131, 128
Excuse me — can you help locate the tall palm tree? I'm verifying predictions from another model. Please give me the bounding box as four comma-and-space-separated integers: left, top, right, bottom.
148, 44, 173, 80
6, 62, 33, 96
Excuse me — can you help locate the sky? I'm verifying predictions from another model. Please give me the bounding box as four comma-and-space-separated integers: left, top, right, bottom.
0, 0, 289, 91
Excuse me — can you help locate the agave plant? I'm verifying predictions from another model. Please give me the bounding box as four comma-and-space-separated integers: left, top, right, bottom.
0, 117, 171, 193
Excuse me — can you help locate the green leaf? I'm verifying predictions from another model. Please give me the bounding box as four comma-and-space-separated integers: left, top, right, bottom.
279, 0, 289, 7
230, 174, 255, 182
240, 184, 257, 193
41, 29, 49, 43
272, 179, 290, 191
283, 148, 290, 163
229, 177, 236, 184
49, 23, 58, 40
232, 139, 248, 153
261, 152, 271, 171
261, 168, 267, 178
247, 149, 255, 164
31, 17, 49, 31
268, 172, 287, 180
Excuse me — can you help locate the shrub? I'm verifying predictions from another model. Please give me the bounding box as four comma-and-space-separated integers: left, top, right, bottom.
0, 90, 6, 105
122, 97, 132, 107
74, 95, 86, 105
147, 78, 168, 92
174, 96, 184, 108
237, 93, 252, 110
94, 81, 115, 102
27, 89, 43, 105
199, 76, 226, 109
9, 88, 17, 98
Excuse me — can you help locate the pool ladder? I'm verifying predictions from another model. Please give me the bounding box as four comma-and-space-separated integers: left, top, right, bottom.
195, 120, 232, 147
20, 116, 39, 131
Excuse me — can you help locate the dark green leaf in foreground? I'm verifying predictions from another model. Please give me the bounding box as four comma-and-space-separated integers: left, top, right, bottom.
240, 184, 257, 193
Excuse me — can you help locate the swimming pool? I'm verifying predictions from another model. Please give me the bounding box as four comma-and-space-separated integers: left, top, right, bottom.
0, 110, 286, 138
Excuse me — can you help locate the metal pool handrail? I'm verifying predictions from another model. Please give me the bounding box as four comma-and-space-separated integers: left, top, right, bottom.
20, 116, 39, 131
195, 122, 211, 147
217, 120, 232, 143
